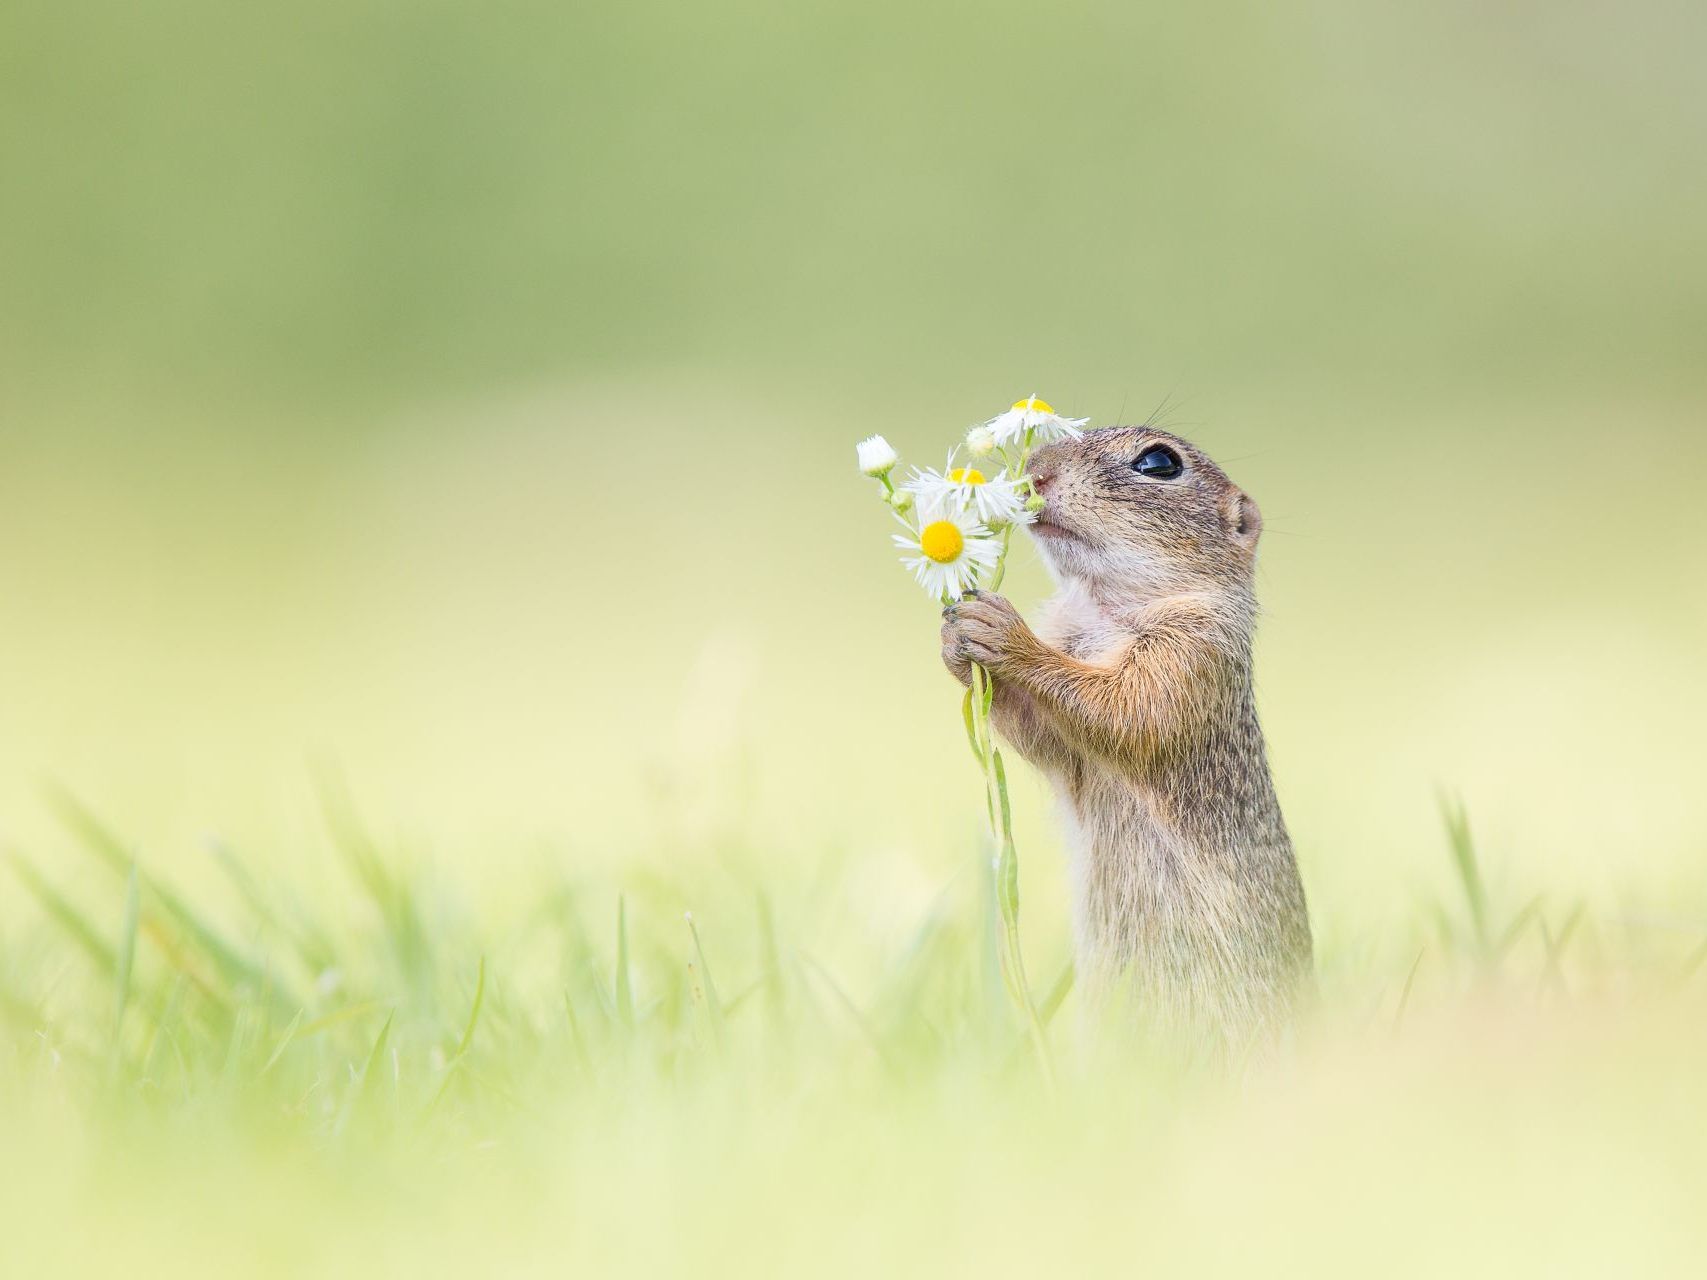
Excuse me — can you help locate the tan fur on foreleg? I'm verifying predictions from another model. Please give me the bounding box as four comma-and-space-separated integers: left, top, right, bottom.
949, 592, 1217, 773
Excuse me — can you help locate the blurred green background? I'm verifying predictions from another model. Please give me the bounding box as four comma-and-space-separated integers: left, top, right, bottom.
3, 0, 1705, 956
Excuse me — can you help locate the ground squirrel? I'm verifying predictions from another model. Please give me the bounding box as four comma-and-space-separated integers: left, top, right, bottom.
941, 425, 1311, 1047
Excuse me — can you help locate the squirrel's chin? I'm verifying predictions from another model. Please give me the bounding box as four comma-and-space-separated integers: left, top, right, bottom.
1029, 528, 1099, 581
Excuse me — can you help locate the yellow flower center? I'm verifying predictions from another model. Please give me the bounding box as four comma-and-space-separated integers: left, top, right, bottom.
919, 520, 965, 564
948, 467, 987, 485
1012, 396, 1053, 414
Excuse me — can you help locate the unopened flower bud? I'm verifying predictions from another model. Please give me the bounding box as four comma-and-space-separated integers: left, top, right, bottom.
856, 435, 899, 477
1025, 494, 1047, 514
964, 426, 997, 457
888, 490, 914, 514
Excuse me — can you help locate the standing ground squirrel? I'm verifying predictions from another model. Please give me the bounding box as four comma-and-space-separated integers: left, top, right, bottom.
941, 426, 1311, 1047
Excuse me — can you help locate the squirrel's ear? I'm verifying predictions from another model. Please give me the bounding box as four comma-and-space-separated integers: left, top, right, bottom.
1224, 489, 1262, 552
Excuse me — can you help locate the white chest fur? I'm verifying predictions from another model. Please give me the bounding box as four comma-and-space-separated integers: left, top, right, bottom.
1038, 583, 1129, 664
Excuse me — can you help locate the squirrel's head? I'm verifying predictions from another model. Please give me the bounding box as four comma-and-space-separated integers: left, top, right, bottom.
1024, 427, 1262, 597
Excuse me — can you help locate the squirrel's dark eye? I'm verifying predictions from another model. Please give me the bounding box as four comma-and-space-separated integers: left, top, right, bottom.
1132, 445, 1183, 480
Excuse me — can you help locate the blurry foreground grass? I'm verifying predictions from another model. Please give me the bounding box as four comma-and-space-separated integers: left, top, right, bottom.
4, 783, 1707, 1278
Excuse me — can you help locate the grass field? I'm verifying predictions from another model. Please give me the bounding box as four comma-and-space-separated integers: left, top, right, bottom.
5, 775, 1707, 1277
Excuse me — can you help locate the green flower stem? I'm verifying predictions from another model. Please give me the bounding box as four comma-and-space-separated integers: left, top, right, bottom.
965, 440, 1054, 1083
987, 526, 1016, 592
966, 666, 1052, 1084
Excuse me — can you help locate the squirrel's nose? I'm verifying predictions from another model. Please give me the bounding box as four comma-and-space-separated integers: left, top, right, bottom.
1025, 449, 1060, 493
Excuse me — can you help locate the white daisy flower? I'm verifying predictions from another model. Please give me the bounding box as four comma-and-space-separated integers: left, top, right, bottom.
856, 434, 900, 477
982, 394, 1088, 447
892, 500, 1000, 601
968, 471, 1035, 528
904, 456, 1034, 528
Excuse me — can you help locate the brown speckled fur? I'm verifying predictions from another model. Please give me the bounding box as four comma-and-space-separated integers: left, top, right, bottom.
941, 426, 1311, 1048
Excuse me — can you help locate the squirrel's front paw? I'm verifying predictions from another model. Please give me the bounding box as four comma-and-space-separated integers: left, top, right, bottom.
941, 590, 1033, 679
940, 609, 974, 685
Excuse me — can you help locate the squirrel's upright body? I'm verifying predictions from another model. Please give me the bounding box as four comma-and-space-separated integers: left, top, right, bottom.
941, 426, 1311, 1047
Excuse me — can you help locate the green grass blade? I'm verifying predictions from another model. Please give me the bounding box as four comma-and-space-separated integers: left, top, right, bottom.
799, 949, 896, 1074
452, 956, 487, 1062
208, 839, 275, 925
614, 896, 634, 1030
716, 978, 763, 1017
298, 999, 389, 1039
425, 958, 486, 1114
1393, 948, 1426, 1031
1495, 895, 1544, 958
42, 785, 131, 875
756, 891, 786, 1034
219, 1001, 264, 1085
562, 991, 594, 1080
313, 766, 396, 904
1538, 906, 1585, 996
334, 1011, 395, 1137
259, 1008, 306, 1077
1439, 794, 1488, 954
146, 877, 273, 998
8, 854, 117, 975
138, 975, 190, 1086
109, 864, 140, 1082
314, 766, 430, 985
1673, 936, 1707, 989
684, 913, 725, 1051
1038, 961, 1075, 1027
210, 840, 338, 976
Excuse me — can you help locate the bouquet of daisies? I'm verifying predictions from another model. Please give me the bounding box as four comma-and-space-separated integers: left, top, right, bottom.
857, 396, 1087, 1075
